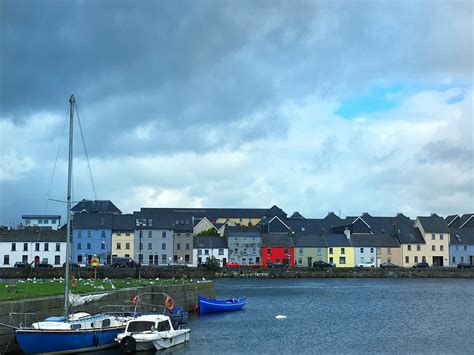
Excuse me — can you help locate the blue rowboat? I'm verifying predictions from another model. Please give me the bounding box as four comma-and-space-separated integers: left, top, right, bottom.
198, 296, 246, 314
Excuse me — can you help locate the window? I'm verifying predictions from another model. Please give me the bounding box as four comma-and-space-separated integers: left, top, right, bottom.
440, 234, 443, 240
117, 232, 121, 236
23, 243, 28, 251
11, 243, 16, 251
405, 256, 409, 263
176, 232, 181, 236
3, 255, 9, 265
198, 250, 202, 256
86, 243, 91, 250
77, 243, 82, 250
87, 231, 92, 238
329, 257, 333, 263
431, 234, 435, 240
78, 231, 82, 238
56, 243, 60, 251
139, 243, 143, 250
284, 248, 289, 254
461, 256, 464, 263
407, 245, 411, 251
432, 245, 436, 251
416, 245, 421, 251
370, 248, 374, 253
464, 245, 467, 251
126, 232, 130, 236
341, 248, 345, 255
204, 250, 209, 255
148, 243, 152, 250
35, 243, 40, 251
78, 255, 83, 263
117, 243, 121, 250
267, 248, 272, 255
186, 243, 190, 250
44, 243, 49, 251
54, 255, 60, 265
177, 243, 181, 250
298, 259, 302, 264
339, 257, 346, 264
452, 256, 456, 263
125, 243, 130, 250
387, 257, 392, 263
387, 247, 391, 255
148, 231, 152, 238
149, 255, 153, 265
52, 219, 56, 224
219, 248, 224, 255
414, 256, 418, 263
360, 248, 364, 253
101, 242, 106, 250
44, 219, 49, 224
161, 243, 166, 250
422, 256, 426, 262
101, 231, 105, 238
299, 248, 303, 255
148, 219, 153, 226
440, 245, 444, 251
185, 254, 190, 263
329, 248, 333, 255
162, 254, 167, 263
162, 231, 166, 238
455, 245, 459, 251
234, 248, 238, 253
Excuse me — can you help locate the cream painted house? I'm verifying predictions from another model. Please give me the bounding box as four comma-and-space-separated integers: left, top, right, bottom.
111, 214, 135, 259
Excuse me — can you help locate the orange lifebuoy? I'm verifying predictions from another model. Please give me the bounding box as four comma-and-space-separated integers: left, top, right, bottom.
165, 296, 174, 311
132, 295, 139, 305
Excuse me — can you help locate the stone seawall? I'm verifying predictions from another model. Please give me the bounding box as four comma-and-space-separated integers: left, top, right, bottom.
0, 281, 215, 354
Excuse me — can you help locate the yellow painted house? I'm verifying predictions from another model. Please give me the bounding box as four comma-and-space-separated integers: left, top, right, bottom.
325, 233, 355, 267
111, 214, 135, 259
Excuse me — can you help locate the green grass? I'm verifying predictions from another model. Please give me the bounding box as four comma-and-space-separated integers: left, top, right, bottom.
0, 278, 194, 302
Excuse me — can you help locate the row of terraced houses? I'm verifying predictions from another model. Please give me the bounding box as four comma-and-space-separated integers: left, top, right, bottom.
0, 200, 473, 268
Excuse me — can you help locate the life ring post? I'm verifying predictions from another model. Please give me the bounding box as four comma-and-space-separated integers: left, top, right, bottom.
165, 295, 174, 311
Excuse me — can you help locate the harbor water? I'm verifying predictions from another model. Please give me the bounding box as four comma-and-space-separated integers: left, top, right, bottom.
94, 278, 474, 354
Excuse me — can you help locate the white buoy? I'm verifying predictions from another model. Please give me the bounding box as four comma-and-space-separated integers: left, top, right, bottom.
275, 315, 287, 319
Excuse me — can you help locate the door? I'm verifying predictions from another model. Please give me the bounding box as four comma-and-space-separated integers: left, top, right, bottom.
432, 256, 443, 266
307, 257, 313, 267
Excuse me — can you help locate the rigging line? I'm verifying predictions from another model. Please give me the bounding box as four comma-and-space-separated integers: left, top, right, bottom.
46, 104, 70, 200
74, 100, 97, 200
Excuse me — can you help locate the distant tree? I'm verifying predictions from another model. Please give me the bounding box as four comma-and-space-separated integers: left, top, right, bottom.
248, 221, 253, 226
208, 256, 221, 271
196, 228, 219, 236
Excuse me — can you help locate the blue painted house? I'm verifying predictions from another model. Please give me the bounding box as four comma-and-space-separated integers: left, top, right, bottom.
72, 213, 114, 265
449, 228, 474, 266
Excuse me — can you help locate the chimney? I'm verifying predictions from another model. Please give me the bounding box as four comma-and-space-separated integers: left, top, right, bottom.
344, 227, 350, 239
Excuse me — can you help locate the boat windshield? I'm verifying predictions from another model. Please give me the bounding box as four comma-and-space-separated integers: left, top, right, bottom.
127, 321, 155, 332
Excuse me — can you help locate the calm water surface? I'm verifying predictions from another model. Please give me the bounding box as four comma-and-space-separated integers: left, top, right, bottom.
96, 278, 474, 355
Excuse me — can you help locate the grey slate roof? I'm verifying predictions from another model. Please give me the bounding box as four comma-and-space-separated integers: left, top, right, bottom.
289, 212, 304, 219
350, 234, 400, 247
324, 234, 352, 247
417, 215, 450, 233
72, 199, 122, 214
193, 236, 227, 249
451, 214, 474, 228
396, 226, 425, 244
445, 215, 460, 227
262, 233, 295, 247
73, 213, 114, 229
225, 226, 261, 236
449, 228, 474, 245
135, 209, 175, 229
294, 234, 327, 248
0, 228, 66, 242
112, 214, 135, 231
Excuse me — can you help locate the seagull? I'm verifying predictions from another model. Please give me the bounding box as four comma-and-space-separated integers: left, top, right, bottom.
275, 315, 287, 320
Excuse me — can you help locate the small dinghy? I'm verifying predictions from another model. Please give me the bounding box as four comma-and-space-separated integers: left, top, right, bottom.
198, 296, 246, 314
116, 314, 190, 352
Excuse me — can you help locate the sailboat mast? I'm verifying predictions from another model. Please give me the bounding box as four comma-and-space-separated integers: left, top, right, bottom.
64, 94, 75, 317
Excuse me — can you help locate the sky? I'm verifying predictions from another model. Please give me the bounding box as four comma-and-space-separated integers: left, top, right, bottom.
0, 0, 473, 225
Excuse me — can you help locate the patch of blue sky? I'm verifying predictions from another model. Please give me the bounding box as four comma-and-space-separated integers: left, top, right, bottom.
336, 82, 469, 119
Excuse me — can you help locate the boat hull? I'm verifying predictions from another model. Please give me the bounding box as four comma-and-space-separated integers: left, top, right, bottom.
16, 326, 125, 354
198, 296, 246, 314
153, 329, 190, 350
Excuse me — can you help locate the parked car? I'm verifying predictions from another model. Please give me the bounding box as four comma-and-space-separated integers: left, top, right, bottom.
112, 257, 140, 268
62, 262, 81, 268
14, 261, 30, 268
312, 260, 335, 269
357, 261, 376, 268
457, 263, 472, 269
225, 262, 242, 268
248, 263, 263, 268
268, 262, 288, 269
35, 263, 53, 268
380, 262, 397, 268
413, 262, 429, 269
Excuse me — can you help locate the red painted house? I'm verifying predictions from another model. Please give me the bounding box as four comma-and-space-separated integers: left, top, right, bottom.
261, 233, 295, 268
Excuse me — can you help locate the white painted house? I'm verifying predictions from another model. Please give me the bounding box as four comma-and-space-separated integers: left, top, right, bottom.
0, 228, 67, 267
22, 215, 61, 230
192, 236, 228, 267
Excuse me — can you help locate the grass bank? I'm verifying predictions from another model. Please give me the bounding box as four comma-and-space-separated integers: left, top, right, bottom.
0, 278, 194, 302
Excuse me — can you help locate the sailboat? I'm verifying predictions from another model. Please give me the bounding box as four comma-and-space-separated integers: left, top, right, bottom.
15, 95, 133, 353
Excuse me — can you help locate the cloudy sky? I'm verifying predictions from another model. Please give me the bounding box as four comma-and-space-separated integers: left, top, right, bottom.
0, 0, 473, 225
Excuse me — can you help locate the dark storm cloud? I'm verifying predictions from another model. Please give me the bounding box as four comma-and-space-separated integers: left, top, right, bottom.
2, 0, 472, 157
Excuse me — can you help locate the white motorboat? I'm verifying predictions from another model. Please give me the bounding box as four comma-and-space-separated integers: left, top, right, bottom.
116, 314, 190, 352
